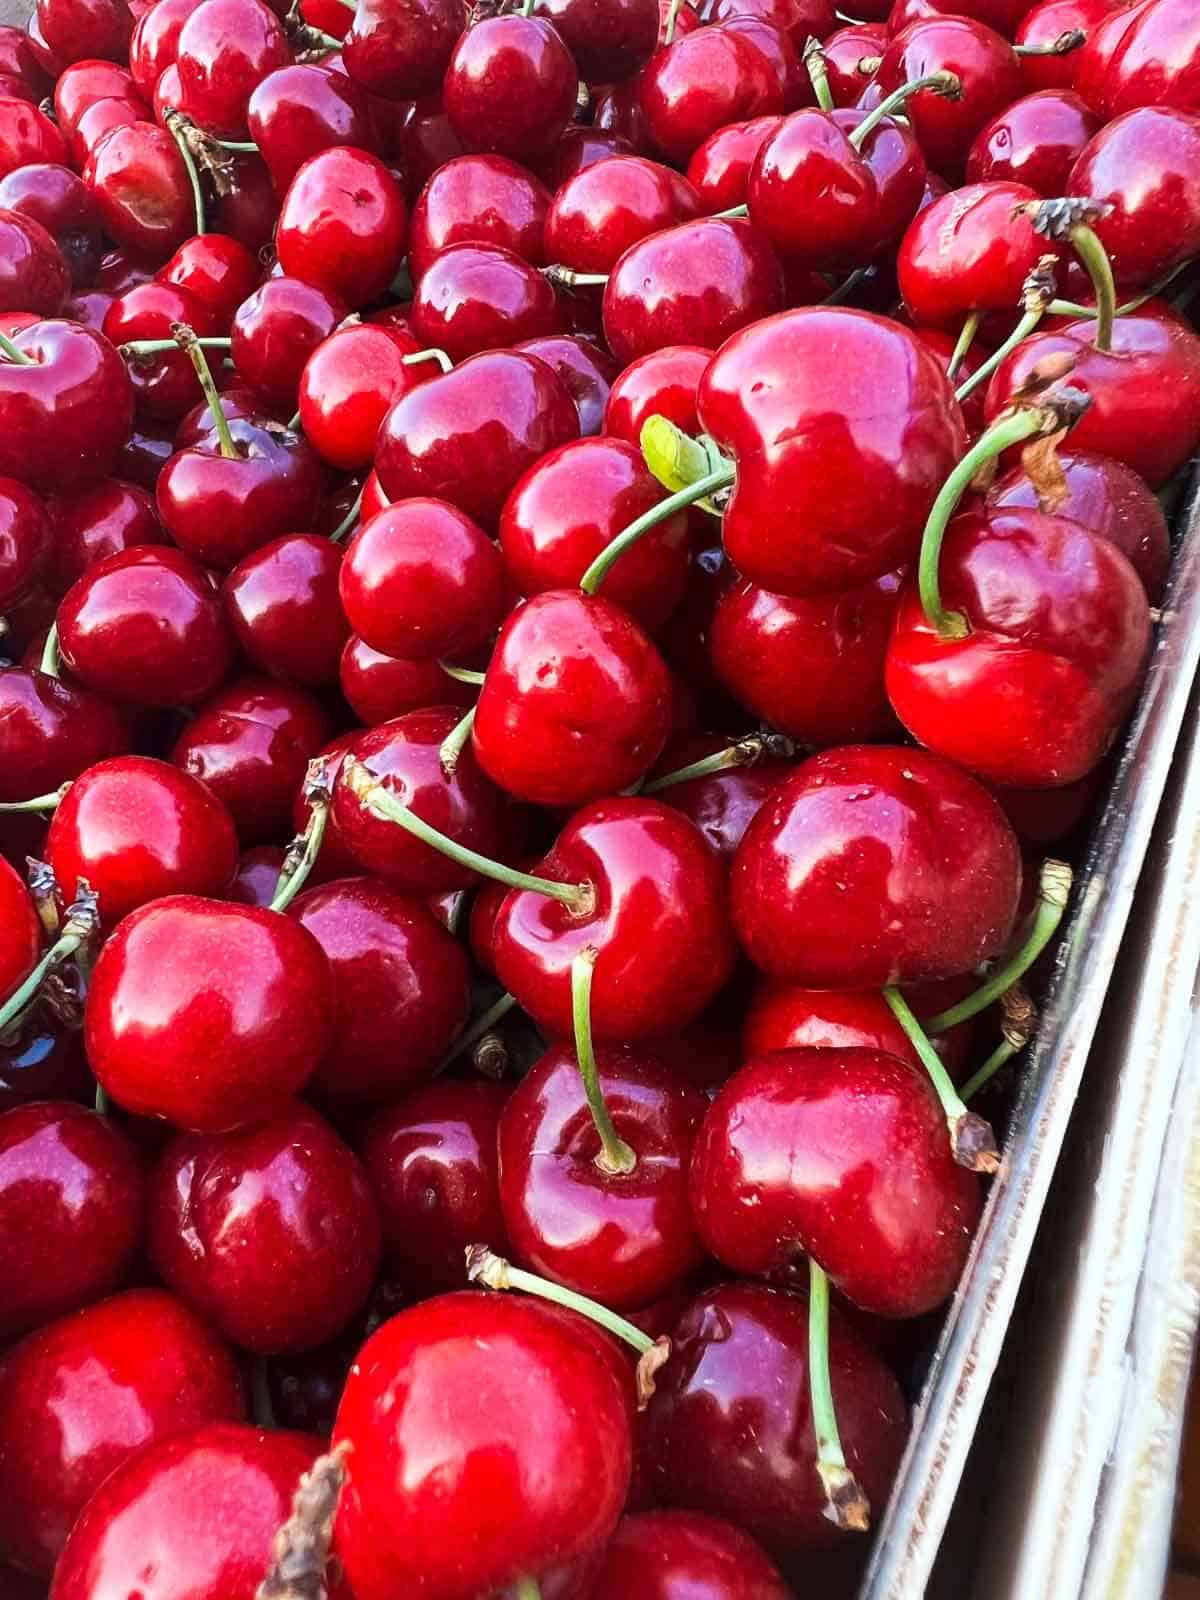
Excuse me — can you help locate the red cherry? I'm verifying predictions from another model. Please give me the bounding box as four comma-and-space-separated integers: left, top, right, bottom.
222, 533, 349, 687
492, 796, 737, 1040
228, 843, 284, 905
104, 281, 221, 421
0, 26, 51, 99
0, 163, 103, 288
686, 114, 782, 211
230, 273, 346, 406
341, 0, 464, 100
0, 1288, 243, 1577
248, 61, 379, 191
898, 178, 1053, 327
512, 332, 618, 436
410, 240, 564, 362
540, 124, 635, 187
966, 88, 1100, 195
0, 853, 39, 1012
410, 152, 551, 280
0, 475, 49, 609
0, 666, 129, 802
362, 1077, 510, 1291
0, 1101, 141, 1340
147, 1102, 380, 1353
43, 478, 164, 596
276, 147, 407, 308
0, 319, 133, 493
604, 342, 709, 443
731, 744, 1022, 986
157, 231, 260, 327
83, 121, 193, 265
297, 321, 432, 471
174, 0, 289, 137
646, 729, 794, 858
36, 0, 133, 63
0, 210, 68, 316
743, 976, 977, 1076
129, 0, 204, 96
545, 154, 701, 273
585, 1510, 793, 1599
444, 13, 578, 162
643, 1282, 907, 1558
639, 23, 787, 166
534, 0, 657, 79
290, 875, 470, 1103
824, 20, 888, 102
1014, 0, 1111, 91
339, 634, 475, 724
57, 545, 234, 707
1075, 0, 1200, 119
331, 1293, 634, 1600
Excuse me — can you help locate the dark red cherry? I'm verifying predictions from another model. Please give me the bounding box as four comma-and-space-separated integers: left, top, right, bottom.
0, 1101, 142, 1340
898, 178, 1052, 326
0, 96, 66, 176
691, 1047, 983, 1315
0, 25, 51, 99
1075, 0, 1200, 119
104, 281, 221, 421
362, 1078, 508, 1290
604, 343, 709, 443
966, 88, 1100, 195
230, 274, 346, 407
156, 232, 260, 327
44, 754, 238, 925
824, 20, 887, 103
492, 796, 737, 1040
86, 894, 335, 1131
57, 546, 234, 707
174, 0, 289, 138
36, 0, 133, 64
639, 23, 786, 167
730, 744, 1022, 986
276, 147, 407, 308
709, 0, 835, 49
0, 164, 103, 289
222, 533, 350, 687
643, 1281, 907, 1558
1014, 0, 1111, 91
331, 1293, 633, 1600
500, 437, 689, 633
410, 241, 563, 362
0, 320, 134, 493
0, 1288, 243, 1578
44, 478, 164, 597
545, 155, 701, 273
444, 13, 578, 162
686, 114, 782, 211
0, 475, 49, 609
0, 667, 129, 803
512, 333, 618, 436
228, 843, 284, 905
648, 730, 793, 859
533, 0, 656, 80
209, 147, 280, 255
585, 1510, 793, 1599
83, 121, 192, 265
248, 62, 379, 192
297, 321, 431, 471
289, 875, 470, 1103
0, 854, 40, 1018
341, 0, 465, 100
602, 216, 783, 365
375, 348, 579, 531
129, 0, 204, 96
0, 210, 68, 316
147, 1102, 380, 1353
540, 124, 635, 187
339, 634, 475, 724
410, 153, 550, 280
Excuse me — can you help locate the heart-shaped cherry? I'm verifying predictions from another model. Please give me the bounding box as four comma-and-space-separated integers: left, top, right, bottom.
410, 152, 551, 279
222, 532, 351, 687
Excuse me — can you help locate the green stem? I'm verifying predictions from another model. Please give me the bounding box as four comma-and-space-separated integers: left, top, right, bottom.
961, 1036, 1022, 1102
572, 949, 636, 1175
1013, 26, 1084, 55
848, 70, 960, 150
925, 860, 1071, 1032
0, 785, 67, 814
1069, 223, 1116, 352
268, 761, 332, 914
328, 486, 364, 545
287, 408, 301, 430
215, 138, 258, 151
513, 1581, 541, 1600
0, 887, 99, 1035
882, 987, 1000, 1172
402, 348, 453, 373
341, 756, 592, 909
662, 0, 685, 43
809, 1259, 870, 1532
466, 1246, 654, 1355
543, 265, 608, 290
804, 38, 834, 111
174, 326, 238, 460
94, 1082, 110, 1115
437, 991, 518, 1074
945, 310, 980, 381
39, 621, 59, 679
439, 662, 486, 685
0, 328, 33, 365
579, 466, 734, 593
639, 414, 727, 497
163, 110, 207, 235
120, 337, 232, 357
641, 734, 791, 794
954, 306, 1044, 403
438, 705, 476, 778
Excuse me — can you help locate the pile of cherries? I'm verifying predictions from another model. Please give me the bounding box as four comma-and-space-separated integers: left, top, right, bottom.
0, 0, 1196, 1589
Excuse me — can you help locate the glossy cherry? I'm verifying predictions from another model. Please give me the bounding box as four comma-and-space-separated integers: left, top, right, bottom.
534, 0, 657, 80
647, 730, 794, 858
898, 178, 1053, 328
339, 634, 476, 724
742, 976, 977, 1075
1014, 0, 1112, 91
276, 146, 407, 308
0, 210, 68, 317
230, 274, 346, 406
297, 321, 430, 471
686, 114, 782, 211
730, 744, 1022, 986
0, 666, 129, 803
248, 61, 379, 192
604, 342, 709, 444
37, 0, 134, 65
0, 1288, 243, 1578
410, 241, 563, 362
824, 21, 887, 102
966, 89, 1100, 195
545, 155, 701, 273
513, 332, 618, 436
0, 475, 49, 608
104, 281, 221, 421
157, 231, 260, 327
43, 477, 163, 596
341, 0, 464, 100
174, 0, 289, 138
584, 1510, 793, 1599
0, 163, 103, 287
222, 533, 350, 687
444, 13, 578, 163
0, 855, 39, 1004
410, 152, 550, 280
1075, 0, 1200, 119
83, 121, 193, 265
0, 319, 133, 493
638, 22, 788, 167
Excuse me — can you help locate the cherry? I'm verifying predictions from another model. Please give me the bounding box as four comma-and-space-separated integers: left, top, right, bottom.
0, 25, 51, 99
601, 216, 784, 364
489, 795, 737, 1040
444, 14, 578, 163
1069, 107, 1200, 289
105, 281, 221, 421
289, 874, 470, 1103
54, 57, 144, 139
698, 307, 966, 594
545, 154, 701, 273
298, 321, 433, 471
1075, 0, 1200, 119
686, 114, 782, 211
604, 342, 709, 443
646, 730, 794, 858
639, 23, 788, 167
1014, 0, 1111, 91
0, 475, 49, 610
228, 843, 285, 905
209, 147, 279, 254
410, 241, 563, 362
584, 1510, 793, 1599
534, 0, 656, 79
513, 332, 618, 436
276, 147, 407, 308
731, 744, 1021, 987
643, 1281, 907, 1558
0, 212, 65, 321
500, 436, 689, 633
966, 88, 1100, 198
593, 77, 652, 148
50, 1425, 353, 1600
0, 320, 133, 494
541, 125, 635, 187
876, 18, 1024, 180
0, 667, 129, 804
43, 478, 164, 596
36, 0, 133, 64
410, 153, 550, 280
173, 0, 289, 137
331, 1292, 634, 1600
170, 677, 331, 842
339, 634, 476, 724
83, 121, 193, 265
341, 496, 508, 662
886, 506, 1151, 788
221, 533, 348, 687
230, 274, 346, 406
0, 1288, 243, 1578
710, 570, 900, 746
341, 0, 464, 100
374, 348, 580, 531
824, 21, 887, 103
0, 853, 39, 1008
157, 232, 260, 327
362, 1077, 509, 1291
248, 62, 379, 192
0, 1101, 142, 1340
986, 446, 1171, 600
129, 0, 205, 98
57, 545, 234, 707
332, 708, 512, 893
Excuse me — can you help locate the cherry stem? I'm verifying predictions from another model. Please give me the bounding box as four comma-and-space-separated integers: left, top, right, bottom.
1013, 26, 1084, 55
945, 310, 979, 381
808, 1259, 871, 1533
466, 1245, 654, 1355
804, 38, 834, 111
961, 984, 1038, 1101
0, 882, 99, 1036
39, 622, 59, 678
512, 1581, 541, 1600
341, 755, 594, 910
713, 203, 749, 219
269, 758, 332, 914
848, 70, 961, 150
439, 661, 485, 685
1047, 259, 1190, 321
328, 486, 364, 545
662, 0, 685, 43
120, 337, 232, 356
28, 859, 59, 940
954, 306, 1044, 402
215, 137, 258, 151
173, 324, 238, 460
0, 783, 68, 814
254, 1441, 350, 1600
822, 265, 872, 306
918, 408, 1048, 638
642, 733, 794, 794
1068, 223, 1116, 352
402, 347, 453, 373
437, 990, 518, 1074
572, 948, 637, 1176
163, 109, 207, 235
543, 265, 608, 290
926, 859, 1071, 1033
438, 705, 476, 777
883, 987, 1000, 1171
0, 328, 33, 366
580, 465, 734, 593
94, 1081, 110, 1114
